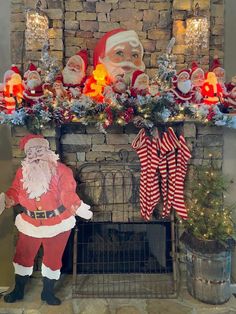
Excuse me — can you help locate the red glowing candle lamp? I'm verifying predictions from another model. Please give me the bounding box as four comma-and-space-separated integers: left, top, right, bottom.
84, 64, 111, 101
201, 72, 223, 105
4, 73, 24, 113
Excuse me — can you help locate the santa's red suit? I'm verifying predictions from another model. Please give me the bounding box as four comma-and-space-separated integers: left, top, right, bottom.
2, 134, 92, 306
23, 64, 44, 105
23, 84, 44, 105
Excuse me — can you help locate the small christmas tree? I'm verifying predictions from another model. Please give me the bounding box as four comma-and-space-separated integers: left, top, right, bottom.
151, 37, 177, 92
40, 40, 60, 84
184, 162, 235, 242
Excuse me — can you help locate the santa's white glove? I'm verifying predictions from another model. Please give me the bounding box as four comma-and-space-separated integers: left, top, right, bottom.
76, 201, 93, 220
0, 193, 5, 215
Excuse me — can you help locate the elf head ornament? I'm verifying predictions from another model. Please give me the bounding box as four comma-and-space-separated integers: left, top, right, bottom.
210, 57, 225, 85
93, 29, 145, 81
62, 49, 88, 86
190, 61, 205, 87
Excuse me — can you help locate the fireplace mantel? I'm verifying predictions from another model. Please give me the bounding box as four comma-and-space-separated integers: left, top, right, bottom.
10, 122, 224, 175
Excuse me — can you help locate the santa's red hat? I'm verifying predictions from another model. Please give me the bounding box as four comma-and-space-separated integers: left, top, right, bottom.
131, 70, 146, 87
190, 61, 202, 76
210, 57, 222, 72
19, 134, 49, 152
67, 49, 88, 72
11, 65, 20, 74
93, 28, 143, 68
54, 73, 63, 83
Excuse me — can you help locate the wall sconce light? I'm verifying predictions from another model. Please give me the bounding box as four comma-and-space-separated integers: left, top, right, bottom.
185, 3, 209, 52
25, 0, 49, 50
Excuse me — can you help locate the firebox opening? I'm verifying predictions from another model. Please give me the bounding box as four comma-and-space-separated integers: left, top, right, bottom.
76, 221, 172, 274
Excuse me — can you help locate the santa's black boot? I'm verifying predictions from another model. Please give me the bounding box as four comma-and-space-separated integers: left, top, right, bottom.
41, 277, 61, 305
4, 274, 28, 303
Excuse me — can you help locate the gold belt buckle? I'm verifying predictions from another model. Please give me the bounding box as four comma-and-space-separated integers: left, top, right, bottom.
35, 210, 47, 219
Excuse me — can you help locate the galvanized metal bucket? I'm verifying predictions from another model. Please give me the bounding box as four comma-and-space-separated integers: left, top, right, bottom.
186, 246, 231, 304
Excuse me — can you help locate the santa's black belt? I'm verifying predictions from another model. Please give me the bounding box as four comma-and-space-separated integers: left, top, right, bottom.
22, 205, 66, 219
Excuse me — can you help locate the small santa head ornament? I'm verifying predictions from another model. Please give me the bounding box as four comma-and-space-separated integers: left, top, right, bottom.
62, 49, 88, 86
130, 70, 149, 96
210, 56, 225, 85
190, 61, 205, 87
24, 63, 42, 90
93, 29, 145, 81
172, 69, 192, 94
112, 75, 127, 94
19, 134, 59, 199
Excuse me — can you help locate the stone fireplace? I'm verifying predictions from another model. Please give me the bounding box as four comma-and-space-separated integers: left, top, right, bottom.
9, 121, 224, 297
7, 0, 227, 298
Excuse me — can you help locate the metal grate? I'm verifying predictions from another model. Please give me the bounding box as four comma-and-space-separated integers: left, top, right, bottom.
72, 150, 179, 298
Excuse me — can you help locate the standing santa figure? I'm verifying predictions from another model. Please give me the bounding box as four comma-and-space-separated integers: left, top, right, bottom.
210, 56, 227, 95
23, 63, 44, 105
62, 49, 88, 98
0, 134, 92, 306
190, 61, 205, 103
170, 69, 193, 104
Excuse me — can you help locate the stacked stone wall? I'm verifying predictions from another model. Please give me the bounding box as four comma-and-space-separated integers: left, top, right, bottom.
11, 122, 224, 174
10, 0, 224, 75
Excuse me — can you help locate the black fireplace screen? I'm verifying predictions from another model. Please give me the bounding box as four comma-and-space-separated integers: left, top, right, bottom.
72, 151, 179, 298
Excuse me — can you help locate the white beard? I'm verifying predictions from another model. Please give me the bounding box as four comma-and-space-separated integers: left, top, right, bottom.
62, 66, 85, 85
134, 83, 148, 90
21, 151, 59, 199
27, 79, 41, 90
100, 57, 145, 81
177, 80, 192, 94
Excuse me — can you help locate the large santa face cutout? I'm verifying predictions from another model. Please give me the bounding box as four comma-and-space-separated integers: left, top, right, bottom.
103, 41, 144, 77
94, 29, 145, 81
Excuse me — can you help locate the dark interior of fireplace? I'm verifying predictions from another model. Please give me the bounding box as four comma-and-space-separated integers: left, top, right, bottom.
62, 220, 172, 275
